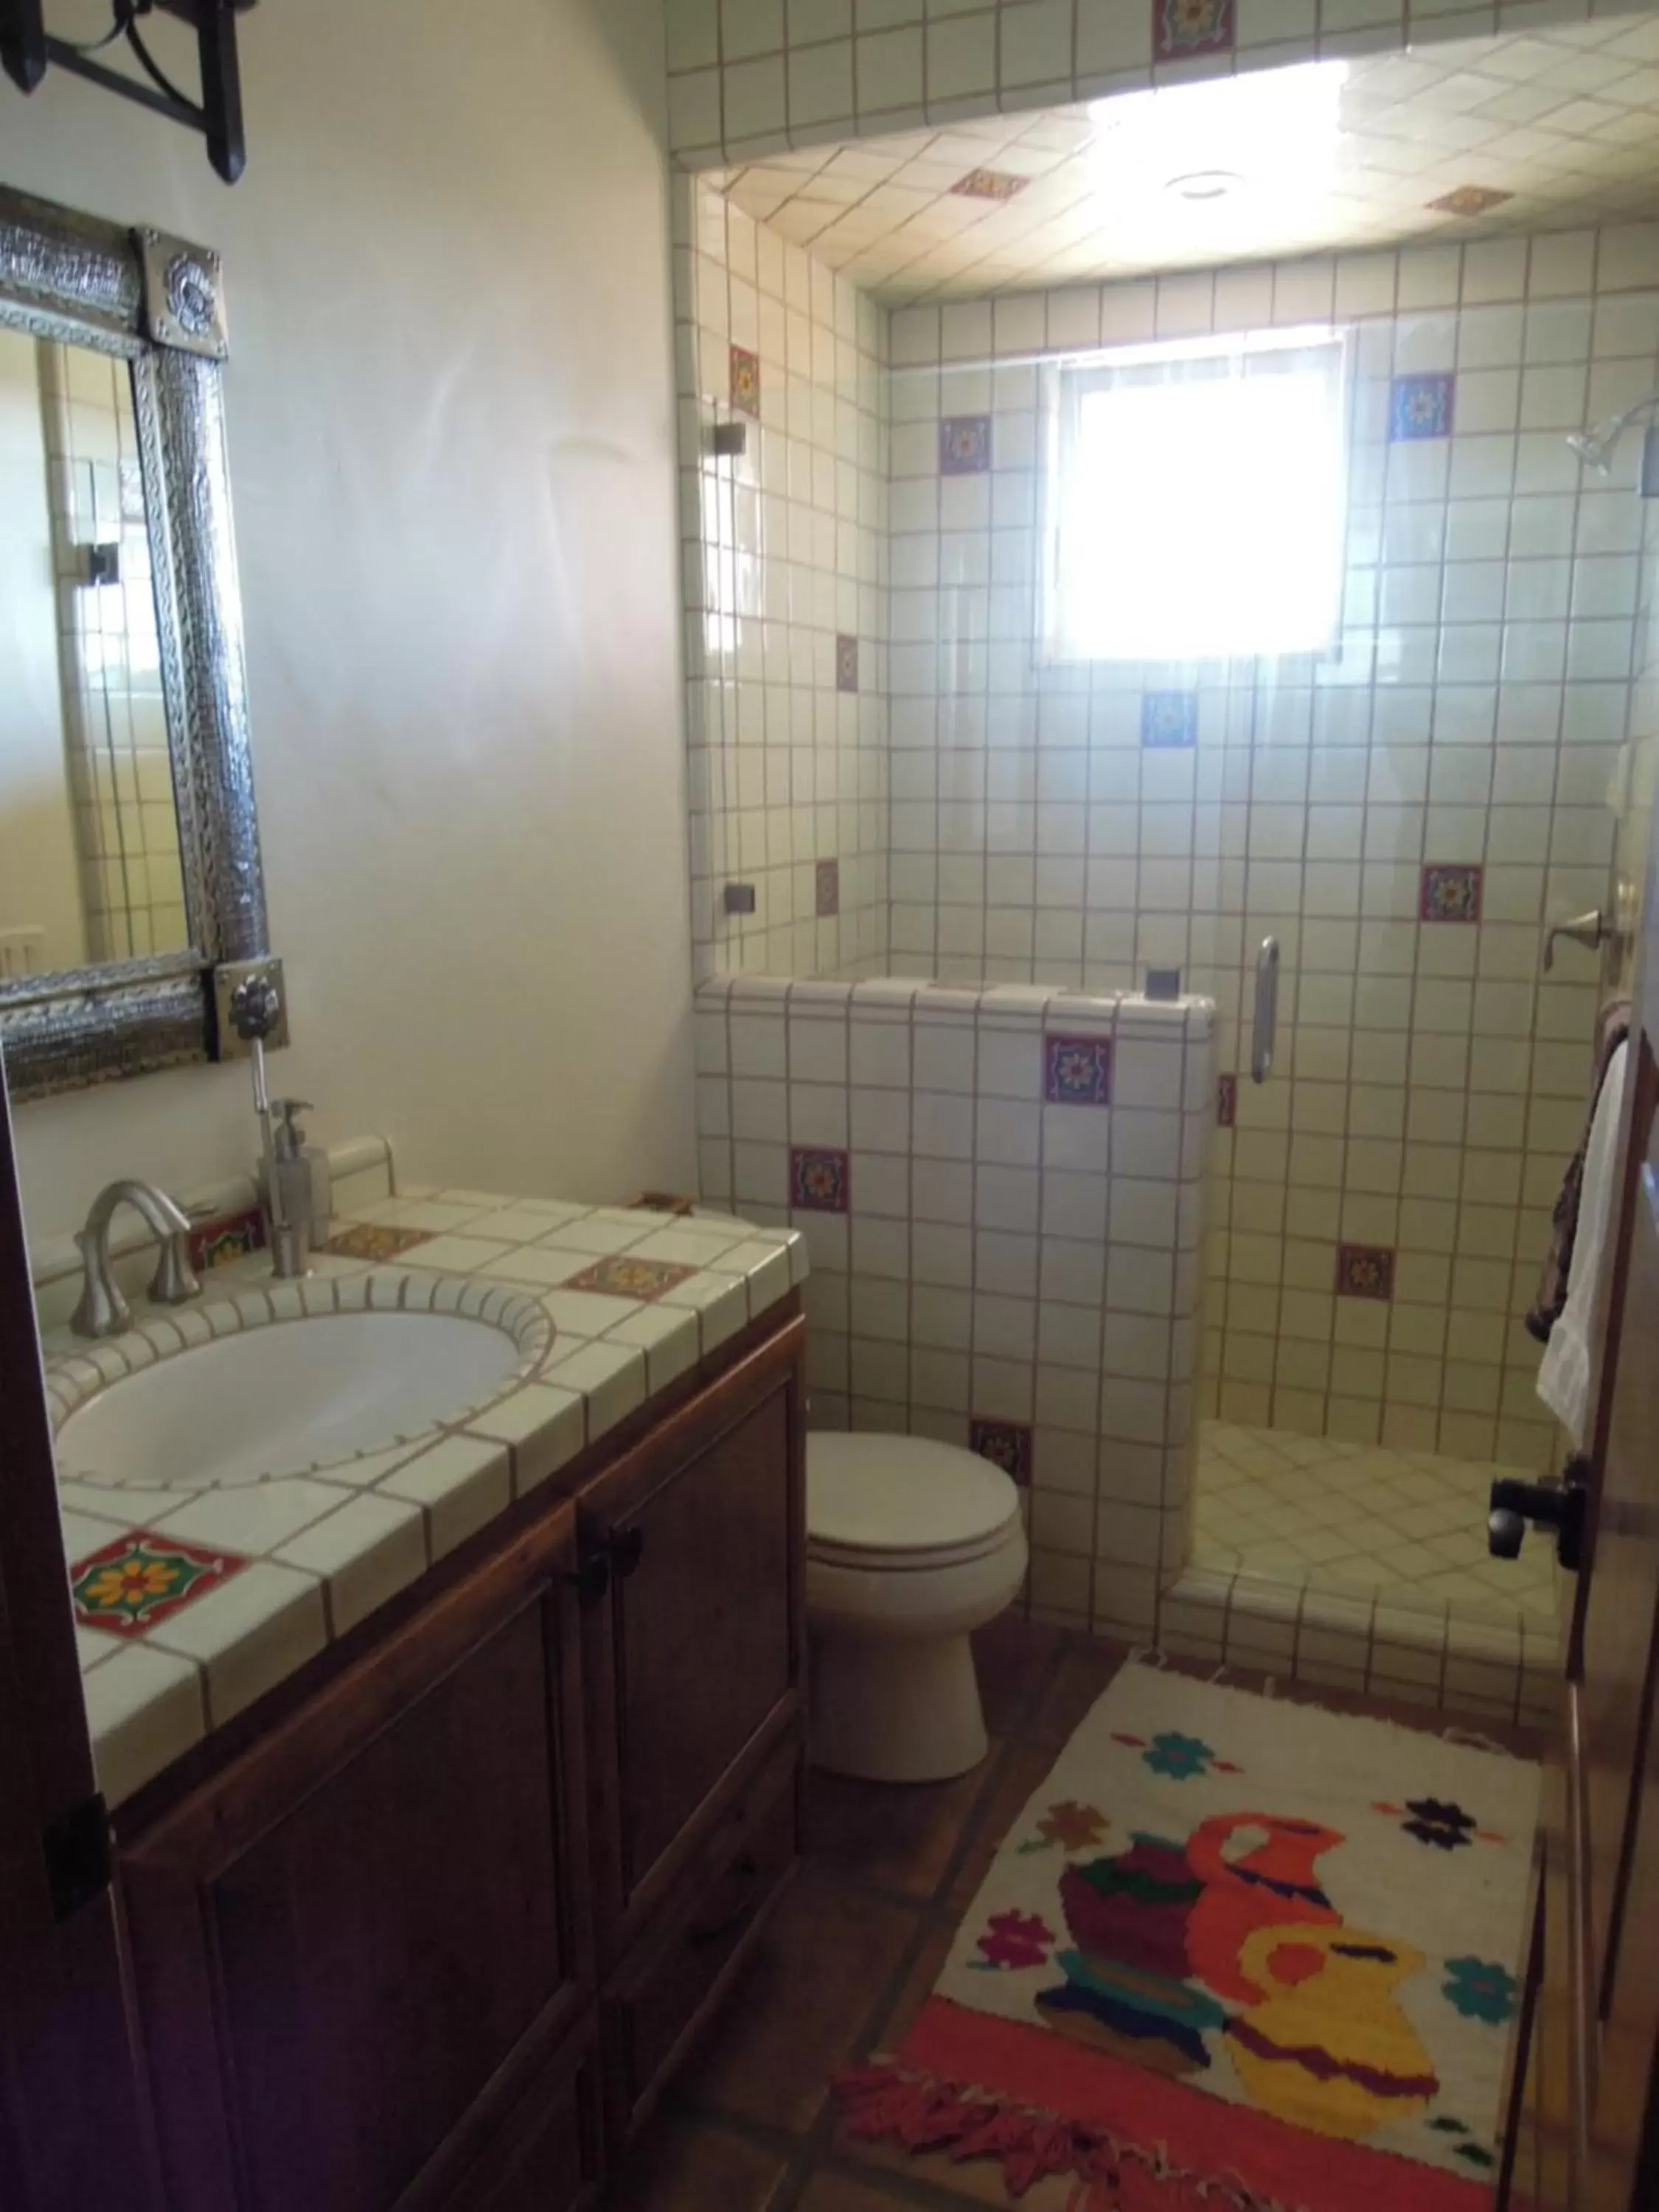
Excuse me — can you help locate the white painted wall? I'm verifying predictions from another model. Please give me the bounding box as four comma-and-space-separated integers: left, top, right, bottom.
0, 328, 86, 975
1, 0, 695, 1242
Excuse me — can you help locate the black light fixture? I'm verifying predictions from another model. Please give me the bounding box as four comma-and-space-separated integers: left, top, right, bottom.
1, 0, 257, 183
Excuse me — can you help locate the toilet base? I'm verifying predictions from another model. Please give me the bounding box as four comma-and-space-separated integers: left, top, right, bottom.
810, 1627, 990, 1784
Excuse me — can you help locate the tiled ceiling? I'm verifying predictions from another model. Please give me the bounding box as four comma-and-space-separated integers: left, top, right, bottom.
714, 13, 1659, 304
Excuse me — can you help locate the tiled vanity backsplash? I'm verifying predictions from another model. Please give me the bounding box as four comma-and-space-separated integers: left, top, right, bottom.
694, 974, 1215, 1640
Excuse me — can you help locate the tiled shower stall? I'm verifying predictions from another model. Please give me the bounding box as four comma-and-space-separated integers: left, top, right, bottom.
670, 38, 1659, 1715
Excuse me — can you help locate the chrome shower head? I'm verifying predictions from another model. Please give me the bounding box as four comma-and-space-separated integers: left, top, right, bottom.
1565, 422, 1618, 476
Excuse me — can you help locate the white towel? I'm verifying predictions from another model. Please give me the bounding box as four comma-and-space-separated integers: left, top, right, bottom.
1537, 1037, 1631, 1447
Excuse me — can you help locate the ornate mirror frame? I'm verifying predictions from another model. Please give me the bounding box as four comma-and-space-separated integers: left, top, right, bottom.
0, 184, 279, 1102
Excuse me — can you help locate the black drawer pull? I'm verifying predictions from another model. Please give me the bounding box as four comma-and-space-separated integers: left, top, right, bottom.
686, 1853, 759, 1947
566, 1551, 611, 1606
611, 1525, 645, 1579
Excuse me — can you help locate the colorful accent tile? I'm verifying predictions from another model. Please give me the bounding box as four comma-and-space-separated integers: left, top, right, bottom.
836, 633, 860, 693
1045, 1034, 1113, 1107
324, 1222, 436, 1262
1427, 185, 1513, 217
1421, 863, 1483, 924
563, 1255, 698, 1301
941, 416, 991, 476
188, 1206, 263, 1273
625, 1191, 696, 1217
730, 344, 761, 420
1337, 1245, 1396, 1301
951, 169, 1030, 203
1391, 373, 1455, 442
1217, 1074, 1237, 1129
791, 1145, 849, 1213
72, 1530, 247, 1639
1153, 0, 1234, 60
1141, 692, 1197, 749
816, 858, 841, 918
970, 1418, 1033, 1486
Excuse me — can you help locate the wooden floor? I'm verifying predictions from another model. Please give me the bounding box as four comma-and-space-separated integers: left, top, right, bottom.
606, 1618, 1539, 2212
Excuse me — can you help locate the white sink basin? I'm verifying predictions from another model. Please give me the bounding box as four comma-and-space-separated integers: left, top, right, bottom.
54, 1285, 549, 1491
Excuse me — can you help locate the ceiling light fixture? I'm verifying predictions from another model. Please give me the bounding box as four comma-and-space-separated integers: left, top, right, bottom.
0, 0, 257, 182
1167, 170, 1242, 203
1089, 57, 1349, 206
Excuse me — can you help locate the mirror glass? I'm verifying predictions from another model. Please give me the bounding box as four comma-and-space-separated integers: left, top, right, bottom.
0, 328, 188, 983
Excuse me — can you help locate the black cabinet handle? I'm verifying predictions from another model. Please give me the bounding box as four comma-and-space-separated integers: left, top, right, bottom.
566, 1551, 611, 1606
686, 1852, 759, 1947
611, 1525, 645, 1579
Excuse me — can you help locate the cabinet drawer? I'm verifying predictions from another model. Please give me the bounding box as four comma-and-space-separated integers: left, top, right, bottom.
601, 1748, 799, 2138
420, 2015, 604, 2212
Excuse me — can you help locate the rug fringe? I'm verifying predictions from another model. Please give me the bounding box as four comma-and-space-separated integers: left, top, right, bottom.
833, 2057, 1305, 2212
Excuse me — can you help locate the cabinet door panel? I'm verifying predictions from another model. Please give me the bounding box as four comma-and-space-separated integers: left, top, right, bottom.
614, 1385, 795, 1899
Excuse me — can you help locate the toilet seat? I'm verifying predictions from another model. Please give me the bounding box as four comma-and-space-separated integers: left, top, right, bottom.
807, 1433, 1022, 1573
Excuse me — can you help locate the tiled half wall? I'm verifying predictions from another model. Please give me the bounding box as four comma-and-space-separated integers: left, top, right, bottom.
694, 974, 1215, 1638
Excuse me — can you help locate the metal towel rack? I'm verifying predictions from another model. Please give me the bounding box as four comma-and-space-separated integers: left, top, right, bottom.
1251, 936, 1280, 1085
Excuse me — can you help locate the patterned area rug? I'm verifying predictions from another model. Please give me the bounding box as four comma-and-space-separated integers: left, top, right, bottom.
837, 1666, 1540, 2211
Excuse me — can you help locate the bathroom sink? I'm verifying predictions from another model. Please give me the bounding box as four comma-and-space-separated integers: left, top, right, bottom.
53, 1286, 547, 1491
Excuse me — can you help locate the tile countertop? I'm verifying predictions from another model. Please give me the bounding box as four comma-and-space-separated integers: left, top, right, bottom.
47, 1191, 808, 1812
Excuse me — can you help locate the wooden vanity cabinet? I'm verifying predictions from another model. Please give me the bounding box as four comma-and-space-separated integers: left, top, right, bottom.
114, 1305, 806, 2212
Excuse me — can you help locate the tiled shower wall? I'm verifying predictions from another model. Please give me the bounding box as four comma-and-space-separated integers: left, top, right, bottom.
662, 0, 1659, 170
881, 223, 1659, 1472
677, 178, 891, 979
694, 973, 1215, 1639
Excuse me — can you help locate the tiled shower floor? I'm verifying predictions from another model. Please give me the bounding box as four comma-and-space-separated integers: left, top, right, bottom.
1193, 1421, 1560, 1624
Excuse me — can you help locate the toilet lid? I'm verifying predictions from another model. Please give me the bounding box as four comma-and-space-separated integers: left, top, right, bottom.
807, 1433, 1021, 1561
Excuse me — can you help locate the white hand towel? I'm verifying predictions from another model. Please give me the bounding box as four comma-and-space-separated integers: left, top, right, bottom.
1537, 1037, 1631, 1447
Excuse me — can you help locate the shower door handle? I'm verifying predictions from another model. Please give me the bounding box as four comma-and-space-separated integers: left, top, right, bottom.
1251, 936, 1280, 1085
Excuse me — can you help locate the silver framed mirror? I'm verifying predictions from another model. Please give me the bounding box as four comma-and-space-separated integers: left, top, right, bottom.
0, 183, 277, 1101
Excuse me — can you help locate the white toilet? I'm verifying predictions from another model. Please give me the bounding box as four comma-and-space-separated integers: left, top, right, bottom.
805, 1432, 1029, 1784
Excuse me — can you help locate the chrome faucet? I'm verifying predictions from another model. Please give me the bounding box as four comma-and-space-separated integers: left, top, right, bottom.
71, 1180, 202, 1340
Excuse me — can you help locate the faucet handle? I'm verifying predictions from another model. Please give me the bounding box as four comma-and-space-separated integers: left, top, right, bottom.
229, 973, 282, 1041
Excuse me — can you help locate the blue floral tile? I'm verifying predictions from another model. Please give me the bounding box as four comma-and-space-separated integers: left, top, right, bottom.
1337, 1244, 1394, 1301
941, 416, 991, 476
815, 858, 840, 917
1045, 1034, 1113, 1107
1217, 1074, 1237, 1128
790, 1145, 849, 1213
1142, 692, 1197, 748
970, 1419, 1032, 1485
836, 633, 859, 693
1391, 374, 1455, 442
1154, 0, 1234, 60
1421, 863, 1482, 923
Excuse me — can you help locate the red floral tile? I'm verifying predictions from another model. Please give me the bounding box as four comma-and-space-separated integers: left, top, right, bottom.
730, 344, 761, 420
1045, 1034, 1113, 1107
836, 633, 859, 693
72, 1530, 247, 1639
1427, 185, 1512, 217
625, 1191, 696, 1217
971, 1419, 1032, 1486
1337, 1245, 1395, 1301
951, 169, 1030, 203
816, 858, 841, 918
563, 1255, 696, 1301
324, 1222, 435, 1262
1154, 0, 1234, 61
1421, 863, 1482, 923
941, 416, 991, 476
1217, 1074, 1237, 1128
188, 1205, 264, 1273
791, 1146, 849, 1213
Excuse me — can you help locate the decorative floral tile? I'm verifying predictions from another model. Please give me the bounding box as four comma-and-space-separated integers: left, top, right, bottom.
1045, 1034, 1113, 1107
189, 1206, 264, 1273
730, 344, 761, 420
563, 1255, 697, 1301
324, 1222, 435, 1262
1427, 185, 1512, 217
951, 169, 1029, 203
1141, 692, 1197, 748
1217, 1074, 1237, 1128
971, 1418, 1032, 1486
1337, 1244, 1396, 1301
791, 1146, 849, 1213
836, 633, 860, 693
625, 1191, 696, 1217
1153, 0, 1234, 60
1391, 374, 1455, 442
941, 416, 991, 476
72, 1530, 247, 1639
816, 858, 841, 918
1421, 863, 1483, 924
